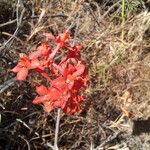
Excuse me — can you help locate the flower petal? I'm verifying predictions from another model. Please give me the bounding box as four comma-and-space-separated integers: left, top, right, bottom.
19, 54, 31, 68
52, 77, 66, 89
44, 33, 55, 40
30, 59, 41, 69
32, 94, 51, 104
60, 30, 70, 41
17, 68, 28, 80
11, 65, 21, 73
39, 43, 51, 55
73, 63, 85, 77
29, 51, 42, 60
36, 85, 48, 95
43, 101, 53, 112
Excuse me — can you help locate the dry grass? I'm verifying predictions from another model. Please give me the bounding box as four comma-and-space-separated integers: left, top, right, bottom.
0, 0, 150, 150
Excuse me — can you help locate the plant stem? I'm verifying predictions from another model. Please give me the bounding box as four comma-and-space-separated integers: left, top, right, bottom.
54, 108, 61, 150
48, 43, 62, 61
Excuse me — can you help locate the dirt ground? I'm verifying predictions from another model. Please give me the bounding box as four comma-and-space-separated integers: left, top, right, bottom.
0, 0, 150, 150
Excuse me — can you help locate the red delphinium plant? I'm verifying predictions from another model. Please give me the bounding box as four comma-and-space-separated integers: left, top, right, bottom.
11, 29, 88, 149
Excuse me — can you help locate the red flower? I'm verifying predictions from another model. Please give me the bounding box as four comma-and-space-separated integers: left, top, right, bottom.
29, 43, 51, 60
44, 30, 70, 44
32, 78, 70, 112
51, 59, 88, 90
32, 82, 85, 115
66, 44, 81, 59
32, 60, 88, 114
11, 30, 88, 115
11, 54, 41, 80
11, 54, 31, 80
46, 30, 70, 61
59, 59, 88, 90
63, 93, 84, 115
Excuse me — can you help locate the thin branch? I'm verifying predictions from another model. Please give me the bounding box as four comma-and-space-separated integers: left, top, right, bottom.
0, 8, 25, 51
101, 0, 122, 20
54, 108, 61, 150
18, 135, 31, 150
16, 0, 20, 27
2, 32, 24, 45
0, 19, 17, 28
95, 132, 120, 150
46, 109, 61, 150
46, 143, 55, 150
0, 78, 16, 94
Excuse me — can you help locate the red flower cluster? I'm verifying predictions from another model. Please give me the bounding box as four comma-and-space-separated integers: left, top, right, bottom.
11, 30, 88, 115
